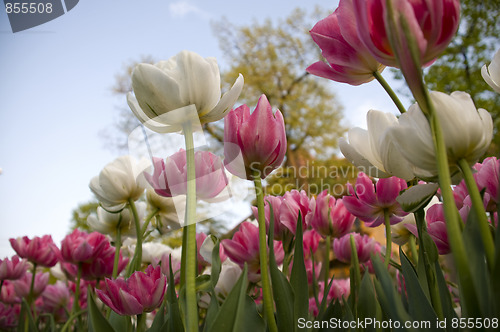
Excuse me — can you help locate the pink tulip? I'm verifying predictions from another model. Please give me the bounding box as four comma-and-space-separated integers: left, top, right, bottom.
61, 229, 108, 264
40, 280, 72, 314
158, 252, 182, 285
306, 190, 355, 238
303, 229, 322, 259
224, 94, 287, 180
97, 265, 166, 316
279, 190, 310, 234
0, 256, 28, 281
310, 278, 351, 315
474, 157, 499, 211
221, 222, 284, 283
304, 259, 322, 285
352, 0, 460, 107
343, 172, 408, 227
13, 272, 49, 299
333, 233, 378, 263
145, 149, 228, 200
9, 235, 60, 268
307, 0, 385, 85
251, 195, 289, 240
352, 0, 460, 68
0, 302, 17, 330
0, 281, 19, 304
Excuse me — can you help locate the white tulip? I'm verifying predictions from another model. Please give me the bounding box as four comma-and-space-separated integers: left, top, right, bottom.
339, 110, 416, 180
146, 189, 181, 234
128, 50, 244, 133
215, 260, 242, 298
87, 202, 147, 238
389, 91, 493, 179
482, 48, 500, 94
89, 156, 148, 210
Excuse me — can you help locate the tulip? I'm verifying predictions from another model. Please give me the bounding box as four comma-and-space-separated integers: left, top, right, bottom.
10, 235, 60, 268
89, 156, 147, 211
60, 229, 109, 264
474, 157, 499, 211
40, 280, 71, 313
128, 50, 243, 133
158, 249, 182, 285
303, 229, 322, 259
145, 150, 228, 201
146, 189, 181, 233
214, 260, 242, 298
307, 0, 385, 85
482, 48, 500, 94
0, 302, 17, 330
0, 256, 28, 281
199, 235, 227, 265
0, 281, 19, 304
251, 195, 289, 240
333, 233, 378, 264
389, 92, 493, 179
224, 94, 287, 180
339, 110, 417, 180
13, 271, 49, 299
343, 173, 408, 227
87, 202, 147, 238
97, 265, 166, 316
279, 190, 310, 235
306, 190, 355, 238
221, 222, 284, 283
352, 0, 460, 70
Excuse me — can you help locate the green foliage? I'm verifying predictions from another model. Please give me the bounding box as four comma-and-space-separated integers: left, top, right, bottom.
70, 201, 99, 232
422, 0, 500, 154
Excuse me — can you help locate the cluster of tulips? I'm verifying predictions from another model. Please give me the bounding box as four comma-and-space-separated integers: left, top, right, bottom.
3, 0, 500, 330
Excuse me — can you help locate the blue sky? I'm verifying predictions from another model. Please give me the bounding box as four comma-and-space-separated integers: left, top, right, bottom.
0, 0, 405, 257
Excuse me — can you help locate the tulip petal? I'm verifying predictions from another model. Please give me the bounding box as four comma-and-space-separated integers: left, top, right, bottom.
203, 74, 244, 123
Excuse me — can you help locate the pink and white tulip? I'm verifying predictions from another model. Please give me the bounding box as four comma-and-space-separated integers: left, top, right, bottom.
9, 235, 60, 268
0, 256, 27, 281
97, 265, 166, 316
224, 94, 287, 180
279, 190, 310, 235
251, 195, 289, 240
333, 233, 378, 264
13, 272, 49, 299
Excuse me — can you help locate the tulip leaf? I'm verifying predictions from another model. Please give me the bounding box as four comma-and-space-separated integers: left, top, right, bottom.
208, 265, 263, 332
166, 255, 184, 332
396, 183, 438, 213
371, 254, 412, 323
109, 311, 132, 332
400, 249, 438, 323
290, 212, 309, 323
147, 301, 165, 332
494, 210, 500, 318
349, 234, 361, 317
202, 291, 220, 332
268, 205, 295, 332
357, 272, 377, 324
196, 274, 212, 292
18, 298, 39, 332
87, 288, 116, 332
434, 261, 457, 321
462, 209, 491, 317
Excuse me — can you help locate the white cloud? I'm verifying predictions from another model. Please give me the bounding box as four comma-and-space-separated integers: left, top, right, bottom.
168, 1, 211, 20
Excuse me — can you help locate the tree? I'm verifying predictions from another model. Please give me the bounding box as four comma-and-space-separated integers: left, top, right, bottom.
422, 0, 500, 153
212, 8, 347, 192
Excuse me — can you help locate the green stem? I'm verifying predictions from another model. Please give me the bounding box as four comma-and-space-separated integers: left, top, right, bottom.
183, 123, 198, 332
72, 263, 82, 330
409, 235, 418, 265
457, 158, 495, 269
126, 199, 142, 277
349, 234, 361, 318
253, 173, 278, 332
27, 263, 37, 306
425, 94, 480, 316
141, 208, 159, 237
383, 210, 392, 268
324, 235, 331, 285
112, 226, 122, 279
136, 313, 147, 332
373, 71, 406, 114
